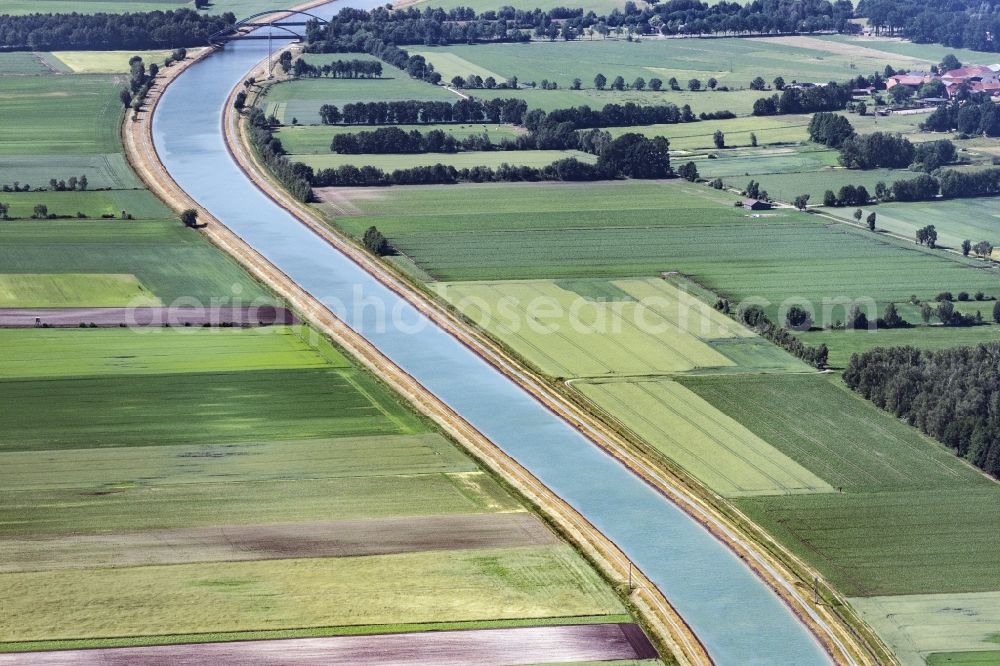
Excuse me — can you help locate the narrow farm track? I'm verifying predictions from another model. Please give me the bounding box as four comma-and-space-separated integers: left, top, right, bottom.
122, 5, 893, 664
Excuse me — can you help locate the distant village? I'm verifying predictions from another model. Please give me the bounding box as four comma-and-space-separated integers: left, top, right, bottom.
885, 64, 1000, 100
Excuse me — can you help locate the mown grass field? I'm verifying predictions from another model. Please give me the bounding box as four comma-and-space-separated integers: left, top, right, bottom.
0, 220, 269, 304
416, 37, 924, 92
261, 76, 457, 125
852, 592, 1000, 666
577, 378, 832, 497
0, 273, 158, 308
434, 277, 767, 378
296, 149, 595, 171
275, 123, 520, 154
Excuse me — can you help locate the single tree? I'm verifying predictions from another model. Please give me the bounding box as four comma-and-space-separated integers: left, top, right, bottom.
668, 77, 679, 91
363, 226, 390, 256
750, 132, 757, 147
32, 204, 48, 219
823, 190, 837, 206
119, 89, 132, 108
937, 299, 955, 325
0, 202, 8, 219
882, 302, 904, 328
973, 240, 994, 258
962, 239, 972, 256
773, 76, 785, 90
750, 76, 767, 91
611, 75, 626, 90
794, 194, 810, 210
233, 91, 247, 111
571, 78, 582, 90
649, 78, 663, 91
993, 300, 1000, 324
594, 73, 607, 90
632, 77, 646, 91
687, 78, 701, 91
713, 130, 725, 149
707, 77, 717, 90
866, 211, 876, 231
180, 208, 198, 228
677, 161, 699, 182
921, 302, 933, 324
853, 208, 863, 222
785, 305, 812, 331
847, 305, 869, 330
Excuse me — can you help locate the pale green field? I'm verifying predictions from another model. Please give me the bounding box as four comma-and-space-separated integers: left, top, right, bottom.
435, 278, 756, 378
852, 591, 1000, 666
0, 327, 348, 379
276, 123, 520, 154
0, 53, 68, 76
51, 50, 177, 74
0, 273, 158, 308
801, 325, 1000, 369
0, 546, 622, 642
577, 378, 833, 497
0, 189, 174, 220
296, 149, 595, 171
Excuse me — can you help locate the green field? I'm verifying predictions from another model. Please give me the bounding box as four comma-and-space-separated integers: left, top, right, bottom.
0, 273, 159, 308
51, 50, 176, 73
615, 115, 811, 150
434, 277, 805, 378
577, 378, 832, 497
261, 75, 457, 125
0, 190, 173, 220
0, 75, 122, 156
329, 180, 1000, 324
0, 220, 269, 304
801, 325, 1000, 369
0, 0, 307, 15
852, 592, 1000, 666
298, 149, 595, 171
680, 374, 988, 493
415, 38, 925, 93
0, 546, 621, 643
0, 53, 67, 76
276, 123, 521, 154
825, 197, 1000, 250
0, 327, 350, 379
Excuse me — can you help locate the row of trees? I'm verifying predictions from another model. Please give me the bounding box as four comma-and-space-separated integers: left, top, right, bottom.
752, 83, 852, 116
843, 343, 1000, 477
313, 132, 671, 187
0, 10, 235, 50
318, 98, 528, 125
859, 0, 1000, 53
535, 101, 704, 129
245, 108, 312, 203
290, 58, 383, 79
810, 114, 957, 172
304, 1, 858, 50
330, 124, 619, 155
921, 99, 1000, 137
726, 304, 829, 369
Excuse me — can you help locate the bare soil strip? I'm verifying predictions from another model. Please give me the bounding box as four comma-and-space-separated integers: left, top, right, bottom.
0, 306, 297, 328
0, 513, 557, 573
0, 623, 654, 665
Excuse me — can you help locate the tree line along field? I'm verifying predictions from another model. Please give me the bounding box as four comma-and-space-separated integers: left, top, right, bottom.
297, 149, 596, 171
275, 123, 521, 154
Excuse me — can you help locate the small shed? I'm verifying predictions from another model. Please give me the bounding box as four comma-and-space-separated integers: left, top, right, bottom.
742, 199, 771, 211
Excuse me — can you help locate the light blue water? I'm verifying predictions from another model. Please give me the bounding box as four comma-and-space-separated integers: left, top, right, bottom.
152, 8, 833, 664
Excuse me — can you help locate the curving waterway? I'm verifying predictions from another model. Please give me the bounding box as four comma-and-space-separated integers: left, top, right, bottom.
152, 5, 834, 663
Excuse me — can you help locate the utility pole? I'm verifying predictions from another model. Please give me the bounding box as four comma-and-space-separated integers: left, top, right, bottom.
267, 27, 273, 79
